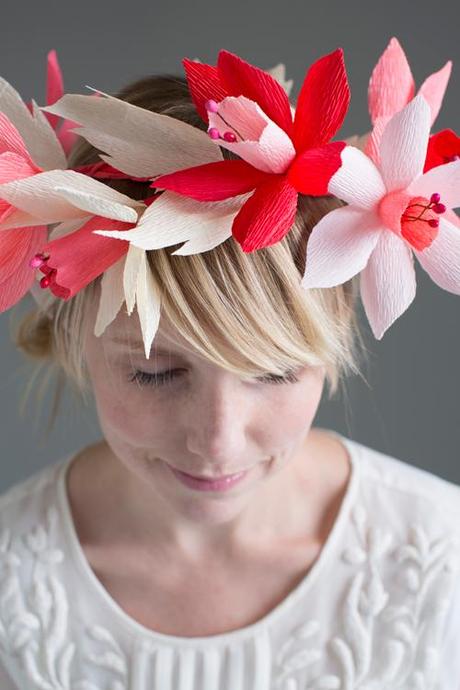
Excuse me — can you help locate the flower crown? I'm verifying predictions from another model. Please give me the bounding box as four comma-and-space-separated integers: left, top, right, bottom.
0, 38, 458, 359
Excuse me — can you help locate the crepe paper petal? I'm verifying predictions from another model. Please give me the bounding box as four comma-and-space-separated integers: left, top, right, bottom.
53, 185, 140, 223
364, 116, 389, 166
0, 151, 40, 184
217, 50, 293, 137
231, 176, 298, 252
0, 208, 41, 231
327, 145, 386, 210
419, 61, 452, 126
379, 96, 431, 193
135, 248, 162, 359
360, 231, 417, 339
57, 117, 79, 157
41, 93, 223, 178
267, 63, 294, 97
0, 225, 47, 311
408, 159, 460, 211
301, 206, 383, 288
0, 112, 40, 170
0, 169, 142, 225
46, 50, 64, 131
287, 141, 346, 196
368, 38, 415, 123
292, 48, 350, 152
94, 190, 249, 254
154, 160, 270, 201
414, 216, 460, 294
207, 96, 296, 174
94, 255, 126, 337
424, 129, 460, 172
0, 78, 66, 171
48, 218, 88, 242
182, 58, 228, 123
41, 216, 133, 299
124, 243, 146, 315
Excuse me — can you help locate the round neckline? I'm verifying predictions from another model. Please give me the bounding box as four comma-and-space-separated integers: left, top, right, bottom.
56, 429, 361, 646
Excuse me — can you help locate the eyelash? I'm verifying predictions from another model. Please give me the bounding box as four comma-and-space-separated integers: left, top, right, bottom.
128, 368, 300, 388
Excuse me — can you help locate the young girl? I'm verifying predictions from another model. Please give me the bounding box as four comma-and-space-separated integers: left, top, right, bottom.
0, 45, 459, 689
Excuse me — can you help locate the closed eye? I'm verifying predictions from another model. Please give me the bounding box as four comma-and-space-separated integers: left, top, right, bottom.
128, 368, 300, 388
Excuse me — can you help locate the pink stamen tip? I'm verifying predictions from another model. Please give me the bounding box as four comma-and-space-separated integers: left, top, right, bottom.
430, 193, 441, 204
222, 131, 237, 143
428, 218, 439, 228
205, 99, 219, 113
208, 127, 220, 140
40, 275, 51, 289
29, 254, 46, 269
433, 203, 446, 214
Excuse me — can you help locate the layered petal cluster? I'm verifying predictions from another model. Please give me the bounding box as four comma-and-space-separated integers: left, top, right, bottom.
302, 96, 460, 339
0, 61, 145, 313
365, 37, 452, 164
151, 48, 350, 252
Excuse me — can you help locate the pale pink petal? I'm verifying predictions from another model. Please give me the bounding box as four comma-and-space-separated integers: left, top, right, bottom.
0, 76, 65, 169
207, 96, 296, 174
364, 116, 389, 165
301, 206, 383, 288
94, 190, 250, 254
408, 159, 460, 211
0, 208, 45, 231
94, 256, 126, 337
414, 217, 460, 294
328, 146, 386, 210
48, 218, 88, 241
0, 151, 39, 183
379, 95, 431, 192
368, 37, 415, 123
135, 249, 162, 359
418, 61, 452, 125
41, 93, 223, 178
360, 231, 416, 339
0, 170, 143, 225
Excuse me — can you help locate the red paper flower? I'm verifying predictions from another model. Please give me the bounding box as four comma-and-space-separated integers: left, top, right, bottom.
152, 48, 350, 252
424, 128, 460, 172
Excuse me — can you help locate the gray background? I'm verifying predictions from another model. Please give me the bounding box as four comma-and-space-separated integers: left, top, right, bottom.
0, 0, 459, 491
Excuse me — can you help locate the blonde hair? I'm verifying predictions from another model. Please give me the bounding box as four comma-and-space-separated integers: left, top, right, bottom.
10, 73, 366, 438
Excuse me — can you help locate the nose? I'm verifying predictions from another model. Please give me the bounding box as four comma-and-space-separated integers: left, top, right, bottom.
184, 375, 250, 469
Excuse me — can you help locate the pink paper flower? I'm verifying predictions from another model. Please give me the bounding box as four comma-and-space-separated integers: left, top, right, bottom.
365, 37, 452, 164
301, 95, 460, 339
152, 48, 350, 252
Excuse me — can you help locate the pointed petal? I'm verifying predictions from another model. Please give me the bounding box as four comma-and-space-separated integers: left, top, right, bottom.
42, 217, 132, 298
135, 249, 162, 359
293, 48, 350, 151
154, 160, 269, 201
41, 93, 223, 178
48, 218, 88, 241
46, 49, 64, 130
368, 37, 415, 123
56, 118, 79, 157
266, 63, 294, 97
0, 225, 47, 311
288, 141, 346, 196
360, 231, 416, 339
207, 96, 296, 173
0, 170, 142, 224
379, 95, 431, 192
123, 243, 144, 314
0, 208, 42, 231
53, 185, 140, 223
94, 255, 126, 337
217, 50, 293, 136
182, 58, 228, 123
364, 116, 389, 166
94, 190, 249, 254
408, 159, 460, 210
301, 207, 382, 288
326, 145, 386, 209
0, 77, 66, 170
414, 217, 460, 294
231, 176, 298, 252
0, 112, 40, 170
419, 61, 452, 125
0, 151, 39, 183
424, 129, 460, 172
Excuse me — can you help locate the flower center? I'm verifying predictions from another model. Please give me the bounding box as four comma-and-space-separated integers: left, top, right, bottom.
29, 253, 69, 299
400, 193, 445, 250
205, 99, 241, 143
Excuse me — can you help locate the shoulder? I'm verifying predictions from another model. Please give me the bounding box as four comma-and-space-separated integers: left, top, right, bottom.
347, 435, 460, 530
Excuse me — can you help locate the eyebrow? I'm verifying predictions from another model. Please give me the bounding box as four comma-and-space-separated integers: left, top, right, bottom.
109, 337, 180, 356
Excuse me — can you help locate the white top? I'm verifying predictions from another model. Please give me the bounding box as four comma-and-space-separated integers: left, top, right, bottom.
0, 431, 459, 690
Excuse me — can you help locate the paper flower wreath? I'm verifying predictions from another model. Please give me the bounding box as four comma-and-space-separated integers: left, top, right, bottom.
0, 42, 458, 357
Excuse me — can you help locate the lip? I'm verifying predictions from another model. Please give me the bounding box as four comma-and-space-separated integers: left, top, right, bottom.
166, 463, 251, 492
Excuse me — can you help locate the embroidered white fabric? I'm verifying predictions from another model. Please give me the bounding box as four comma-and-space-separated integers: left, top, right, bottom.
0, 432, 459, 689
